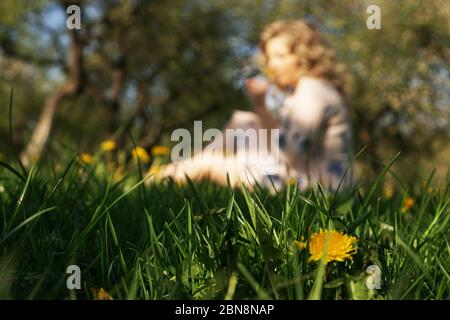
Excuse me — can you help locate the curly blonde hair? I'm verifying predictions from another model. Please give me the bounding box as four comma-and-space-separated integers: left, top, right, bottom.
259, 20, 349, 96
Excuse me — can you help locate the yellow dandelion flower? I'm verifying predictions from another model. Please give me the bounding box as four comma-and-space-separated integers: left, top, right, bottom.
132, 146, 150, 164
101, 140, 117, 152
91, 288, 113, 300
294, 240, 307, 250
151, 145, 169, 156
308, 230, 357, 263
401, 197, 415, 212
286, 177, 298, 186
80, 153, 93, 164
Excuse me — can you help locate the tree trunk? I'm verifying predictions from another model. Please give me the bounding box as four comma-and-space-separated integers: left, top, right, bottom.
20, 31, 83, 166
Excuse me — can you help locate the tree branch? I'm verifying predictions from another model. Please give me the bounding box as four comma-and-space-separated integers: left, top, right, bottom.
20, 30, 84, 165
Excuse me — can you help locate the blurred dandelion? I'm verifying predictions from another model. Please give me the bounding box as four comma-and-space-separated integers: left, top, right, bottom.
80, 153, 93, 164
132, 146, 150, 164
100, 140, 117, 152
401, 197, 415, 212
91, 288, 113, 300
151, 145, 169, 157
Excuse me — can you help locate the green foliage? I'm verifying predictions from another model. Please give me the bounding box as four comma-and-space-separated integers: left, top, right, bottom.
0, 151, 448, 299
0, 0, 449, 183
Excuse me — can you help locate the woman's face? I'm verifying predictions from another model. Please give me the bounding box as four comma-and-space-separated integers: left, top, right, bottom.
265, 34, 299, 88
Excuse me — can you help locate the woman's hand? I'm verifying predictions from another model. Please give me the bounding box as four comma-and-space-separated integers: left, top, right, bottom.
245, 78, 268, 108
245, 78, 279, 130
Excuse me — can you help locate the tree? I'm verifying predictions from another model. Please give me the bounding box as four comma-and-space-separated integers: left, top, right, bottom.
1, 0, 449, 183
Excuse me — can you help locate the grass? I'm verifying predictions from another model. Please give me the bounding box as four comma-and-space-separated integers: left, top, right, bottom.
0, 150, 449, 300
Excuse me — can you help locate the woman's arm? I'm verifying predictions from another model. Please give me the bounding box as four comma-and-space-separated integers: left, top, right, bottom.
245, 78, 280, 129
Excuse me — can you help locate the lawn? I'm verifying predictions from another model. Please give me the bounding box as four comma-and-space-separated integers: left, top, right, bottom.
0, 151, 449, 300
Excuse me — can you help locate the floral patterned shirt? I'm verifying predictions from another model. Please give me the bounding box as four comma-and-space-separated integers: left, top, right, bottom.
264, 76, 357, 191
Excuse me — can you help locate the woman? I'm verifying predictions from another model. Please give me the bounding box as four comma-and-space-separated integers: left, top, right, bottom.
151, 20, 357, 192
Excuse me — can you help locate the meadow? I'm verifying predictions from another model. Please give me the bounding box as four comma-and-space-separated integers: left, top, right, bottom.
0, 146, 449, 300
0, 0, 449, 302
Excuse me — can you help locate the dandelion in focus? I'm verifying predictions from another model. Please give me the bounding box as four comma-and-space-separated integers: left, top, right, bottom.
308, 230, 357, 263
